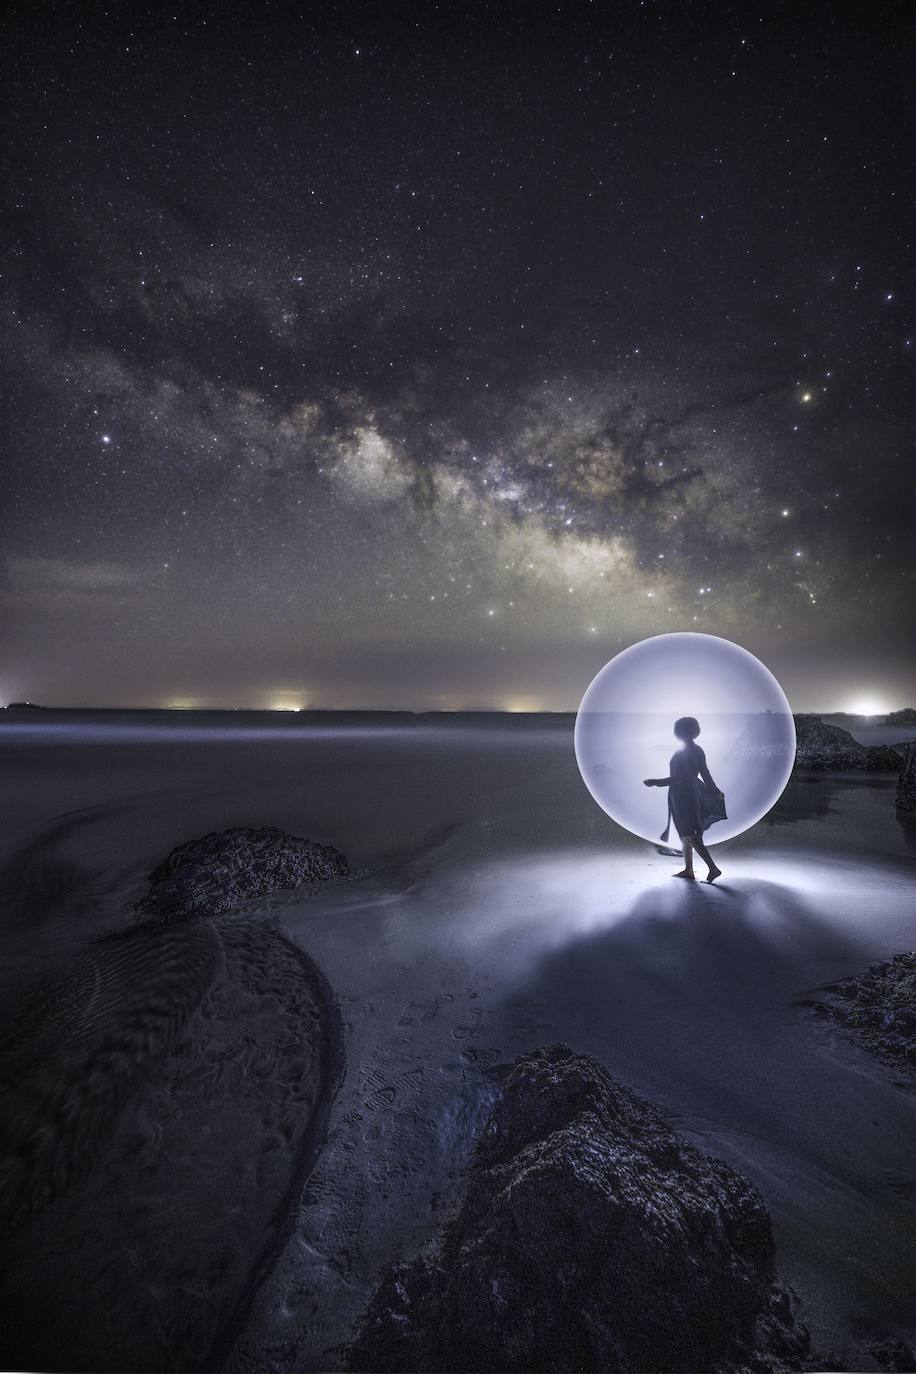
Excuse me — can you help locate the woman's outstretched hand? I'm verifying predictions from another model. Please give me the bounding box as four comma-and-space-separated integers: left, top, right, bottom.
643, 778, 657, 787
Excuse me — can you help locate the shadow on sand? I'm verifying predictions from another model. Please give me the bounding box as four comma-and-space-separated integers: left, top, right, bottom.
509, 875, 873, 1025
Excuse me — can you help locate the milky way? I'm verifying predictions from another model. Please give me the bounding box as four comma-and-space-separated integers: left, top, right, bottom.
1, 3, 913, 708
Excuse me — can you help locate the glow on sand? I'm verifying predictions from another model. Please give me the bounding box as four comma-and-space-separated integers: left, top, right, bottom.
575, 632, 796, 847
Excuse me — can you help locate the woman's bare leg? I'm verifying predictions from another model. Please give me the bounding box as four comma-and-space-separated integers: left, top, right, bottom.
693, 837, 722, 882
675, 839, 695, 879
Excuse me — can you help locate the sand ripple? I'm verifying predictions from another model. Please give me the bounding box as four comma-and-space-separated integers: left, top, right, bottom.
0, 921, 223, 1224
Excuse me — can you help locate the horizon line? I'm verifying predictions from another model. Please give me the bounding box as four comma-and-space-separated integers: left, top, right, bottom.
2, 704, 913, 718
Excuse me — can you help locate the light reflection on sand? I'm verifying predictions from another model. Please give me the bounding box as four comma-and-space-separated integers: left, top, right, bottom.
373, 845, 912, 991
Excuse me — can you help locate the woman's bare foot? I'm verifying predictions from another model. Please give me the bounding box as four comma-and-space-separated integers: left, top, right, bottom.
673, 868, 695, 879
705, 865, 722, 883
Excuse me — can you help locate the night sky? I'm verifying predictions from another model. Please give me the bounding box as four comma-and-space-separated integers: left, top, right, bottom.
2, 1, 914, 711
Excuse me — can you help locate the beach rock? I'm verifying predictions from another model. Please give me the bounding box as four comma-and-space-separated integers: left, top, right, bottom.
793, 715, 903, 771
869, 1335, 916, 1371
808, 952, 916, 1069
347, 1044, 808, 1374
884, 707, 916, 727
732, 711, 795, 764
136, 825, 348, 921
897, 744, 916, 813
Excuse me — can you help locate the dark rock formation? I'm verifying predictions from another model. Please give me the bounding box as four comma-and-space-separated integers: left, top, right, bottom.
884, 707, 916, 727
732, 712, 795, 764
869, 1335, 916, 1371
807, 953, 916, 1069
897, 744, 916, 813
136, 825, 348, 921
347, 1044, 808, 1374
793, 715, 903, 771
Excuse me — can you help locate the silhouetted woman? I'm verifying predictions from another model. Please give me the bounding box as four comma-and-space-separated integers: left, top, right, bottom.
643, 716, 725, 882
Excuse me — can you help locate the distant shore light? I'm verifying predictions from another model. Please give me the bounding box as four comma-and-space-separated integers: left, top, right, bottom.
848, 698, 885, 717
267, 692, 308, 711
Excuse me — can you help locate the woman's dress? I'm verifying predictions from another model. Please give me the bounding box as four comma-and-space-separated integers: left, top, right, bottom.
660, 742, 727, 842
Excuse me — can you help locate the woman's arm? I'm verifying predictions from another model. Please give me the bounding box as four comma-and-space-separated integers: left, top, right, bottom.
643, 776, 671, 787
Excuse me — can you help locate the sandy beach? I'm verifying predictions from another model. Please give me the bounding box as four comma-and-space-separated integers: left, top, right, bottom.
1, 711, 914, 1371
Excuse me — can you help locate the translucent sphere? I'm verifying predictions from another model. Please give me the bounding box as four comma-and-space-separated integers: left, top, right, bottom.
575, 633, 796, 846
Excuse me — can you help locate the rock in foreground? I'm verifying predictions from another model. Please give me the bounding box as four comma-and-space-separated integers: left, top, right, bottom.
136, 825, 348, 921
809, 952, 916, 1069
793, 715, 903, 771
347, 1044, 808, 1374
897, 744, 916, 813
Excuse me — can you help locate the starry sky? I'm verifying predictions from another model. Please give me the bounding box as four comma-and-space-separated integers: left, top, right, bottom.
2, 1, 914, 711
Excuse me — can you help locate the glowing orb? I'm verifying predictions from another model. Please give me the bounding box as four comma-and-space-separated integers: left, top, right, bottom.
575, 633, 796, 846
